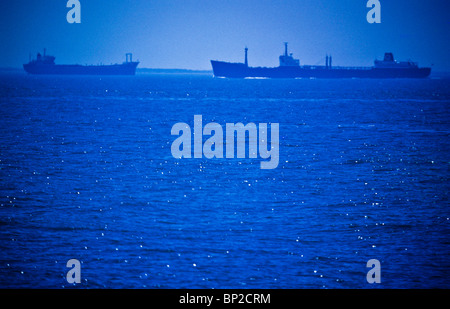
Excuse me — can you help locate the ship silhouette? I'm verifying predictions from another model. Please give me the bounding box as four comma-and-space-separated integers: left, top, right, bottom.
211, 43, 431, 78
24, 50, 139, 75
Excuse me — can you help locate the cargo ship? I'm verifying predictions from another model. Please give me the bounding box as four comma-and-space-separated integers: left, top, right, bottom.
23, 50, 139, 75
211, 43, 431, 78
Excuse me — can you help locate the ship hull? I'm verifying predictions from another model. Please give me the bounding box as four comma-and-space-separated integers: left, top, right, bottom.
23, 62, 139, 75
211, 60, 431, 79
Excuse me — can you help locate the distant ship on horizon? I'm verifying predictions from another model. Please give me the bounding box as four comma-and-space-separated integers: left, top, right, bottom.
211, 43, 431, 79
23, 50, 139, 75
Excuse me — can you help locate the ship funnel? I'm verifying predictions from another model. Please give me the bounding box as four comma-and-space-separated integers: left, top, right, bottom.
284, 42, 288, 57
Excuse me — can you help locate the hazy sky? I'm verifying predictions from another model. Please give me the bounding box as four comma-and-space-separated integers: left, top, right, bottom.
1, 0, 449, 70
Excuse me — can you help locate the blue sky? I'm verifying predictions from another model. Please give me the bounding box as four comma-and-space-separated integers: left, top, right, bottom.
1, 0, 449, 70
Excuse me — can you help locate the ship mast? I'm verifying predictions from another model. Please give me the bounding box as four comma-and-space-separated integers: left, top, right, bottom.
126, 53, 133, 63
244, 47, 248, 67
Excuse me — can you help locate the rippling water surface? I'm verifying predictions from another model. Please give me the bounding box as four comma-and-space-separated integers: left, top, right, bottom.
0, 72, 449, 288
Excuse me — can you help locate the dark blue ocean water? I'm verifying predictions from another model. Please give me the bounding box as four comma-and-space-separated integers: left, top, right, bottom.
0, 72, 449, 288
